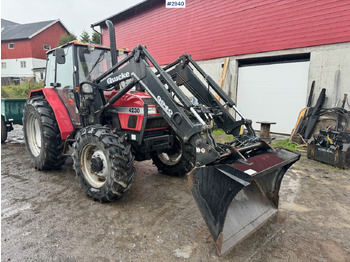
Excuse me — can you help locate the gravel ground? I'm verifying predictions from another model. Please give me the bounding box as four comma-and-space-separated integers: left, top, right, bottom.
1, 125, 350, 261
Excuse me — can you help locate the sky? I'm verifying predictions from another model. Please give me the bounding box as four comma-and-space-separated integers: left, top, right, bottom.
1, 0, 145, 37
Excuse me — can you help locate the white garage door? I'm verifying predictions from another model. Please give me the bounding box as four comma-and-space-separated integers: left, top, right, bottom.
237, 61, 309, 134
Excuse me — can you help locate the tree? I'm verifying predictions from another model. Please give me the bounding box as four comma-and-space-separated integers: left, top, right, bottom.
91, 32, 101, 44
58, 33, 77, 46
80, 30, 91, 43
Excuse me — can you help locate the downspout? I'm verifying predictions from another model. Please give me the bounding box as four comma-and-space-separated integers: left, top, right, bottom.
90, 24, 102, 45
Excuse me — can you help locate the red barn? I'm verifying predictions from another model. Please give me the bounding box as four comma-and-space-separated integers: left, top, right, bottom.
92, 0, 350, 134
1, 19, 70, 85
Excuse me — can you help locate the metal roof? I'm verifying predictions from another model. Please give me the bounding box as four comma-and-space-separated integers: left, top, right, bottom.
1, 19, 70, 41
91, 0, 162, 28
1, 19, 19, 28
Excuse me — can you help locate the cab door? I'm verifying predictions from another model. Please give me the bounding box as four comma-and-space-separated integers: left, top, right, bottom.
45, 45, 81, 127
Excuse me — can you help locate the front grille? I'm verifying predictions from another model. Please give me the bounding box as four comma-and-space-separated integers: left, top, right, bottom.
145, 118, 168, 130
143, 129, 168, 139
142, 98, 156, 106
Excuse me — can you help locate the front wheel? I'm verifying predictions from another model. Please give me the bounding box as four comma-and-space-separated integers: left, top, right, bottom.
151, 135, 196, 176
73, 126, 135, 202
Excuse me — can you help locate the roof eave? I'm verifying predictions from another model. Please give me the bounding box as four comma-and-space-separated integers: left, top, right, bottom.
91, 0, 162, 28
1, 37, 29, 42
28, 19, 70, 39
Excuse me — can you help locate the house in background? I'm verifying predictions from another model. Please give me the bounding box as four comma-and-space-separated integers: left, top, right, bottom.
92, 0, 350, 134
1, 19, 70, 85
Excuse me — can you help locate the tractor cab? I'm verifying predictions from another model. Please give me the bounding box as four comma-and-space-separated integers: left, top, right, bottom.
45, 41, 128, 127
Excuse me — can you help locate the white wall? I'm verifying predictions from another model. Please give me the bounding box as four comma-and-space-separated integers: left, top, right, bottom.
32, 58, 46, 70
1, 58, 46, 78
181, 42, 350, 134
193, 42, 350, 111
228, 42, 350, 109
308, 45, 350, 108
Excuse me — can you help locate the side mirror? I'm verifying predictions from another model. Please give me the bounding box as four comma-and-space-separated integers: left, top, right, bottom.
55, 48, 66, 64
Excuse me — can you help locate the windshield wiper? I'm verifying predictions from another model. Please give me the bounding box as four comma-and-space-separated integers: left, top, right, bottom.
85, 51, 106, 80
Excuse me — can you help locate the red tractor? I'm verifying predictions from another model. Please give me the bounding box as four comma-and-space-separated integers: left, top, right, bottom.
23, 21, 300, 255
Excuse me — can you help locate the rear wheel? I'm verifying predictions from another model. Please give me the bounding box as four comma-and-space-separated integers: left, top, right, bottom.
23, 96, 66, 170
151, 135, 196, 176
73, 125, 135, 202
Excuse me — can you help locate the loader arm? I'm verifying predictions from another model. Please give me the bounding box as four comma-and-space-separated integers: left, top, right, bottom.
90, 45, 262, 166
92, 45, 222, 165
85, 44, 300, 256
163, 54, 255, 137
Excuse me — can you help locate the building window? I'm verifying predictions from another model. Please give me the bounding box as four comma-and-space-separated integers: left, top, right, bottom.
20, 61, 26, 68
1, 62, 6, 69
8, 43, 14, 49
43, 44, 51, 50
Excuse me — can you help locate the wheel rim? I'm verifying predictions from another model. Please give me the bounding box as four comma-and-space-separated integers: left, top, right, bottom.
80, 143, 108, 188
157, 137, 183, 166
26, 113, 42, 157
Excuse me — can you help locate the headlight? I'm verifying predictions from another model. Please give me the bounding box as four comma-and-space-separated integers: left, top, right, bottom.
82, 83, 93, 94
148, 107, 157, 114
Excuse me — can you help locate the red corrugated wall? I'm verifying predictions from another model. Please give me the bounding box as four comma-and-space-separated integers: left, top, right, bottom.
101, 0, 350, 65
1, 40, 32, 59
31, 22, 68, 59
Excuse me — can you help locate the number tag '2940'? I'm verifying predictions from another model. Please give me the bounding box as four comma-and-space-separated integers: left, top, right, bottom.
166, 0, 186, 8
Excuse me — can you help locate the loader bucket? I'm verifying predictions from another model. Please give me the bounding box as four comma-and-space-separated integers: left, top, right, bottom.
189, 147, 300, 256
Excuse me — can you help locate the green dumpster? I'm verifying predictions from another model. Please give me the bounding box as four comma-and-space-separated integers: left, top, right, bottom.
1, 98, 27, 142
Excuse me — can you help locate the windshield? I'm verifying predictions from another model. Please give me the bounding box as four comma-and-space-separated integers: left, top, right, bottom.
77, 46, 112, 82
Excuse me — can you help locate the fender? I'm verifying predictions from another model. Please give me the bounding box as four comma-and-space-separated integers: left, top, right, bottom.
29, 88, 74, 140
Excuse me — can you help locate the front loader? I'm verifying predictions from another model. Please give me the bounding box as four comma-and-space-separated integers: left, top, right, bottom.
23, 20, 300, 255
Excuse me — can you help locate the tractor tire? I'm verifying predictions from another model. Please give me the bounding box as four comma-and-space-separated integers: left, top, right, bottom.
73, 125, 135, 202
23, 96, 66, 170
1, 116, 7, 143
151, 135, 196, 176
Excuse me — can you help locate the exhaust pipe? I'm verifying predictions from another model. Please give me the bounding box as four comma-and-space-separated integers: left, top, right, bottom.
105, 20, 118, 66
189, 147, 300, 255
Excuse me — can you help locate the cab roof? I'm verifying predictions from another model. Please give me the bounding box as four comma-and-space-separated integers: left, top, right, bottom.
47, 40, 129, 55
